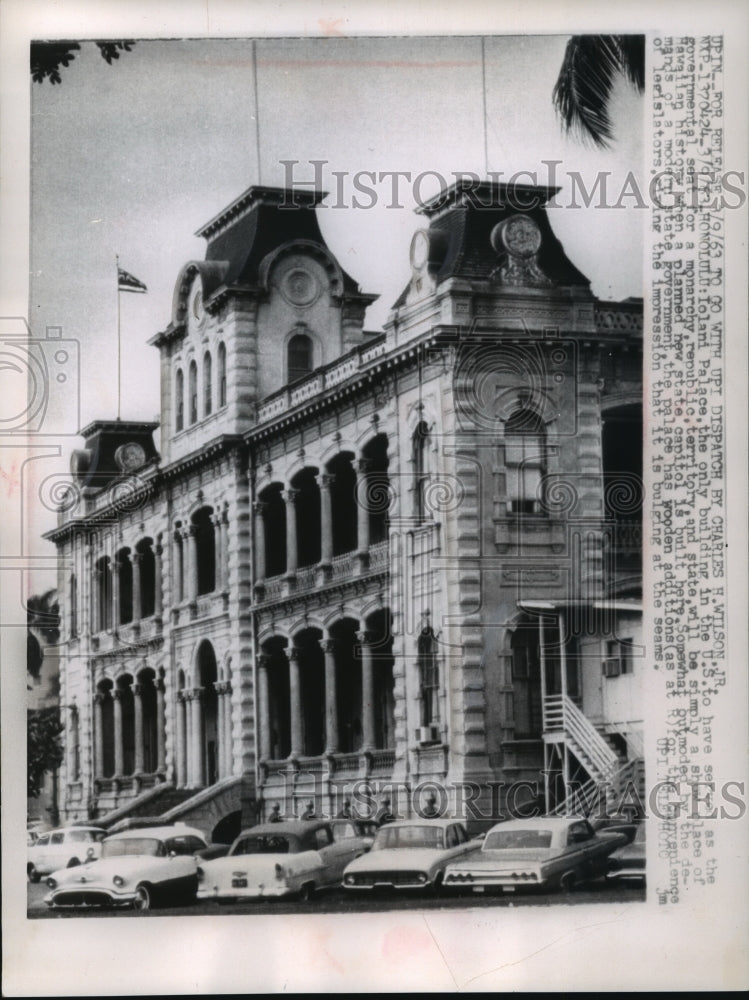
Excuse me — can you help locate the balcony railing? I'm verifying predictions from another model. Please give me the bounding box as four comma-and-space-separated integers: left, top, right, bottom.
257, 541, 388, 603
255, 336, 387, 425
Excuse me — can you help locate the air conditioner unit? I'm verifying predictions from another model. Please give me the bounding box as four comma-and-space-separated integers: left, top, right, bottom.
416, 725, 440, 744
602, 657, 622, 678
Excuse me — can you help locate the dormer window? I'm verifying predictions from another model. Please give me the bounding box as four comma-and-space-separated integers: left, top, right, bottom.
287, 332, 313, 384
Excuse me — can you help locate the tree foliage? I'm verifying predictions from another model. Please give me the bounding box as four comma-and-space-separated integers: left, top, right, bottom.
28, 707, 65, 798
553, 35, 645, 148
31, 40, 135, 84
27, 589, 59, 686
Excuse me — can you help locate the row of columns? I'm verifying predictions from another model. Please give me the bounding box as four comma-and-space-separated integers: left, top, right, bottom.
172, 512, 229, 603
175, 681, 233, 787
257, 631, 376, 759
254, 460, 373, 580
94, 680, 166, 778
92, 545, 163, 633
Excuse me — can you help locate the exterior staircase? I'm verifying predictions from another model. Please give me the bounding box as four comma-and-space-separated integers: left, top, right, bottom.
544, 694, 645, 817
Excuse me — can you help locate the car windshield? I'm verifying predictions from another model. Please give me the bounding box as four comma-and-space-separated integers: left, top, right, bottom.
101, 838, 166, 858
230, 835, 296, 856
373, 826, 445, 850
484, 829, 553, 850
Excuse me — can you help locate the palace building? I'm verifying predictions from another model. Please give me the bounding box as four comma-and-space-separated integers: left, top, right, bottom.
47, 179, 644, 841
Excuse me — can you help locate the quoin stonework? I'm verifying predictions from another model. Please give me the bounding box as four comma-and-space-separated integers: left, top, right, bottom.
46, 179, 643, 842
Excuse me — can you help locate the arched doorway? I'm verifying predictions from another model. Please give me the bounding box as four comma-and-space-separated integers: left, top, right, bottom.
196, 640, 219, 785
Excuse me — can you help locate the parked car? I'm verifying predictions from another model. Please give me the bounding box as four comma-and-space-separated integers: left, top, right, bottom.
44, 824, 207, 910
443, 817, 628, 894
329, 817, 377, 852
590, 813, 639, 844
607, 822, 646, 883
197, 820, 368, 902
342, 818, 480, 892
28, 826, 107, 882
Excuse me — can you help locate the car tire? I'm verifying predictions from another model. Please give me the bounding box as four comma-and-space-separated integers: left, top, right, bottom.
67, 857, 80, 868
298, 882, 316, 902
27, 864, 41, 883
560, 871, 577, 893
133, 884, 152, 911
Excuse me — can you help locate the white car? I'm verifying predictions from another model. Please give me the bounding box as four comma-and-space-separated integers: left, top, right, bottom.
28, 826, 107, 882
443, 817, 629, 893
44, 824, 207, 910
342, 818, 480, 892
197, 820, 368, 902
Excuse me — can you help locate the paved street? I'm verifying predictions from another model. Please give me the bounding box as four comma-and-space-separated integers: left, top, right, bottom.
28, 878, 644, 918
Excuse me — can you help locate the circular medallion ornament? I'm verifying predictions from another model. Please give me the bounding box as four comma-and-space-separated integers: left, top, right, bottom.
409, 229, 431, 270
492, 215, 542, 258
115, 442, 146, 473
282, 268, 319, 306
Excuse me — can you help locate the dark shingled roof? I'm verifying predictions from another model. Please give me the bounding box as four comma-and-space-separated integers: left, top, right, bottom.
393, 180, 591, 308
197, 186, 366, 297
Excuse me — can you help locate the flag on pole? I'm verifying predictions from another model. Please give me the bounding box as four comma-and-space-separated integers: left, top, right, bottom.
117, 266, 147, 293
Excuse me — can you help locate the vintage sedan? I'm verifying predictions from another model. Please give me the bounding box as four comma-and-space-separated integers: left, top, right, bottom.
329, 817, 377, 852
44, 825, 208, 910
443, 817, 628, 894
28, 826, 107, 882
342, 818, 479, 892
607, 822, 646, 883
196, 820, 368, 902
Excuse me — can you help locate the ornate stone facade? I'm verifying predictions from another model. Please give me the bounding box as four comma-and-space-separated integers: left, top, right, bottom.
48, 180, 643, 838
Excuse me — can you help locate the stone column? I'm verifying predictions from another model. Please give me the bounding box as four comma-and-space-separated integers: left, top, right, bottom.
356, 459, 371, 554
132, 552, 142, 621
284, 488, 299, 574
253, 501, 267, 580
213, 514, 225, 591
186, 527, 199, 602
357, 631, 376, 750
156, 679, 166, 772
173, 532, 184, 603
222, 683, 233, 778
319, 474, 335, 564
257, 655, 271, 760
321, 638, 339, 753
288, 647, 303, 757
191, 688, 205, 785
111, 557, 121, 628
133, 682, 144, 773
154, 542, 163, 616
176, 691, 187, 786
219, 509, 229, 590
94, 693, 105, 778
113, 689, 124, 775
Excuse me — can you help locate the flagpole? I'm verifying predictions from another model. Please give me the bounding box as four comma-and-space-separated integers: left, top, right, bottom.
252, 40, 262, 185
116, 253, 121, 421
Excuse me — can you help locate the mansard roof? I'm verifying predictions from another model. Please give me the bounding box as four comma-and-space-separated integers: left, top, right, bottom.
196, 185, 366, 297
393, 179, 591, 308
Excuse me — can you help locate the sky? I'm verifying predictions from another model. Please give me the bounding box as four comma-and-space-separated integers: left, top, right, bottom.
25, 33, 644, 576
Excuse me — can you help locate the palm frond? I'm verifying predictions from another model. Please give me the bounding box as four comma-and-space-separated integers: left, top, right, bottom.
553, 35, 645, 148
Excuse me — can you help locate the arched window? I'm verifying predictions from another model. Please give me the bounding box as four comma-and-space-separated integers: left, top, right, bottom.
217, 342, 227, 408
116, 549, 133, 625
412, 421, 430, 522
188, 359, 198, 425
417, 626, 439, 728
287, 332, 313, 383
95, 556, 112, 632
192, 508, 216, 596
175, 368, 184, 432
136, 538, 156, 618
203, 351, 212, 417
504, 410, 546, 514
